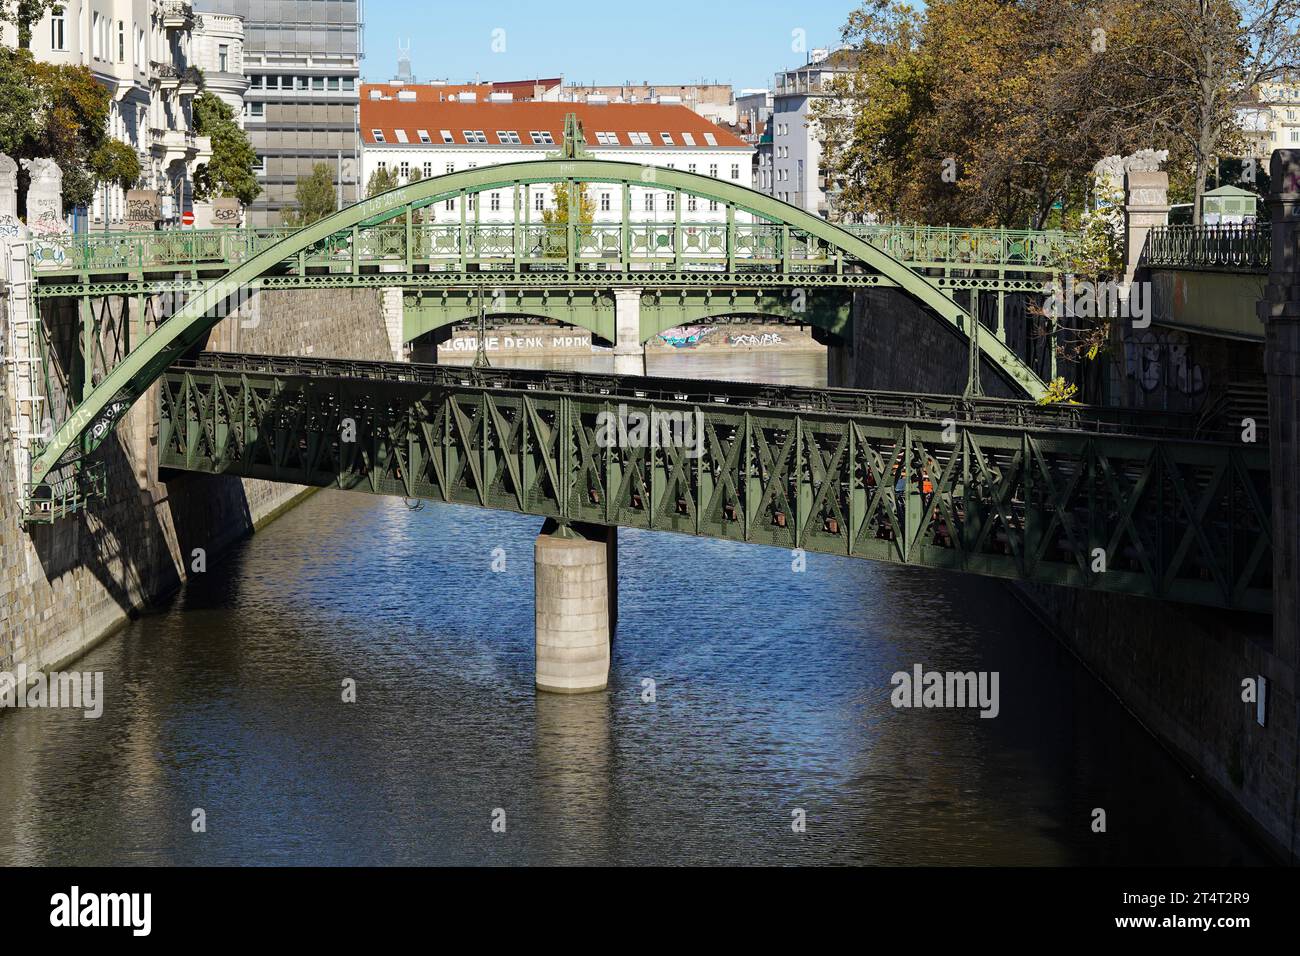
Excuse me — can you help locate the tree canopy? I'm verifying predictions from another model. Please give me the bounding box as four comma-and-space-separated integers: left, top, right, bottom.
192, 92, 261, 206
282, 162, 337, 226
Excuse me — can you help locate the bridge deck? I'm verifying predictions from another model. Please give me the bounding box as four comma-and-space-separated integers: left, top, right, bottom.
157, 353, 1272, 612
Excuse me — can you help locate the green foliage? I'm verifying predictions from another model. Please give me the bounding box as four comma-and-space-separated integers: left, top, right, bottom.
366, 166, 400, 197
192, 92, 260, 206
539, 182, 595, 257
282, 162, 337, 226
0, 46, 115, 212
88, 138, 141, 192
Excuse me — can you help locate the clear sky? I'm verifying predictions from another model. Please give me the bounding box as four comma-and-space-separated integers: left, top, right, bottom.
361, 1, 854, 92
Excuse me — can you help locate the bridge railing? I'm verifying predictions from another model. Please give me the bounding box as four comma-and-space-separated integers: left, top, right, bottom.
29, 221, 1074, 276
1142, 223, 1271, 272
845, 224, 1076, 271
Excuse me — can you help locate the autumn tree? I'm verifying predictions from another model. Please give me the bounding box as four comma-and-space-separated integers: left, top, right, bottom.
0, 0, 60, 50
282, 162, 337, 226
366, 165, 400, 197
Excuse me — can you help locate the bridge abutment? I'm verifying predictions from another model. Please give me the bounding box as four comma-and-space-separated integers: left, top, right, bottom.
534, 521, 617, 694
612, 288, 646, 376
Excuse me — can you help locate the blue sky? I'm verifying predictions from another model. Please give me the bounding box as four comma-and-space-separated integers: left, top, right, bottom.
362, 1, 853, 92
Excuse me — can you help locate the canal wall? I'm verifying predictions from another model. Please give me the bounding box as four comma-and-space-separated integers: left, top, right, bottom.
836, 287, 1297, 862
0, 283, 390, 675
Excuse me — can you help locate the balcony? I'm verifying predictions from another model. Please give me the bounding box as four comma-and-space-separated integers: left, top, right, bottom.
160, 1, 194, 30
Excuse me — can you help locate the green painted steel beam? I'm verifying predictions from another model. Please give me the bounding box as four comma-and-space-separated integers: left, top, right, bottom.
30, 158, 1048, 488
156, 354, 1272, 613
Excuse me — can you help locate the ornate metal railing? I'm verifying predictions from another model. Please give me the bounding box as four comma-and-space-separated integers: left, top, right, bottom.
30, 222, 1077, 277
1143, 223, 1271, 272
847, 224, 1077, 272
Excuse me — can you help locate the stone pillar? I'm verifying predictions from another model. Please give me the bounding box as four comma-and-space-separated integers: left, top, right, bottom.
535, 520, 617, 694
612, 288, 645, 376
0, 153, 18, 227
1122, 169, 1169, 291
20, 158, 63, 234
1258, 149, 1300, 671
382, 288, 406, 361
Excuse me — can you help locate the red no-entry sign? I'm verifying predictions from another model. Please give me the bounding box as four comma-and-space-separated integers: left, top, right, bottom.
181, 210, 195, 225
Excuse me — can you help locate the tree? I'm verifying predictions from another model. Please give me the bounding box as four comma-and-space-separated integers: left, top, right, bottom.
1091, 0, 1300, 222
540, 181, 595, 256
0, 46, 115, 212
192, 92, 260, 205
366, 165, 400, 197
282, 162, 336, 226
88, 138, 141, 192
0, 0, 60, 50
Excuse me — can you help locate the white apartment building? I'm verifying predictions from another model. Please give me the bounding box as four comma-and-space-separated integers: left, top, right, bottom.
1, 0, 213, 227
191, 9, 247, 124
360, 92, 754, 225
770, 48, 856, 218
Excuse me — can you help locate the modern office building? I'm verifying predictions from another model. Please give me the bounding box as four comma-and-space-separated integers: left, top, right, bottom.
194, 0, 364, 225
771, 47, 857, 218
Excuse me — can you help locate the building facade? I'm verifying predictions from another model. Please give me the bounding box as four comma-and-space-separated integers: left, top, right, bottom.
770, 48, 856, 218
558, 82, 736, 125
190, 9, 248, 123
194, 0, 363, 226
359, 93, 753, 225
2, 0, 213, 228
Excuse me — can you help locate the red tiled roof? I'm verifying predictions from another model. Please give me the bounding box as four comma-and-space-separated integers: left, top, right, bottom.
360, 100, 751, 149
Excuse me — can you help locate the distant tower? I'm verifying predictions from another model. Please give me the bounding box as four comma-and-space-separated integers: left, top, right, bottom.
394, 39, 414, 83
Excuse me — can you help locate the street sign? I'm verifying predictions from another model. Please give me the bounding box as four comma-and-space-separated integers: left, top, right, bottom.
181, 210, 195, 226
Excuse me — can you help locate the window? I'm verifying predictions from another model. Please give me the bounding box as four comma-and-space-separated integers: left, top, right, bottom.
709, 164, 718, 178
600, 192, 611, 212
681, 132, 696, 146
371, 129, 385, 143
666, 193, 675, 212
91, 13, 100, 59
445, 163, 455, 174
399, 161, 410, 179
534, 193, 544, 212
687, 196, 698, 212
709, 200, 719, 212
497, 130, 521, 145
394, 129, 409, 143
440, 129, 454, 143
644, 193, 655, 212
731, 164, 741, 180
312, 77, 324, 91
467, 194, 476, 211
136, 28, 144, 70
328, 77, 340, 91
218, 43, 228, 72
343, 78, 355, 91
445, 198, 454, 211
248, 103, 264, 119
660, 132, 674, 146
253, 155, 266, 173
703, 133, 718, 146
417, 129, 431, 144
628, 132, 652, 146
530, 130, 555, 145
50, 6, 64, 50
117, 21, 124, 61
463, 130, 488, 144
490, 192, 501, 211
423, 162, 433, 178
688, 163, 697, 174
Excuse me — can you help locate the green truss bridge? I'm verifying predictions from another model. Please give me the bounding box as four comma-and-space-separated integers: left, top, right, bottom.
155, 352, 1271, 613
21, 151, 1083, 513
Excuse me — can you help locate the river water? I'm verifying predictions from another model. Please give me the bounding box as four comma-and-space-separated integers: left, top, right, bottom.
0, 350, 1270, 865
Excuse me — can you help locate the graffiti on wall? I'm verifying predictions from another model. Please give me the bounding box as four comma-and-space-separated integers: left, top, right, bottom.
657, 326, 715, 348
1124, 329, 1205, 395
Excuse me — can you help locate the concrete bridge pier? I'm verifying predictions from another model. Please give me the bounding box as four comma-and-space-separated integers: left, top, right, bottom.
534, 520, 618, 694
612, 288, 645, 376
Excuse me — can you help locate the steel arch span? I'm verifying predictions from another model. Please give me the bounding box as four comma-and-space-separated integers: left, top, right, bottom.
30, 159, 1048, 488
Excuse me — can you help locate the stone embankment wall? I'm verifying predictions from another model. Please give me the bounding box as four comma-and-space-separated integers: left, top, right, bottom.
0, 284, 389, 673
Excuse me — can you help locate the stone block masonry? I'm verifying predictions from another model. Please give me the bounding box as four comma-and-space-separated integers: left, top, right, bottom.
0, 284, 391, 674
